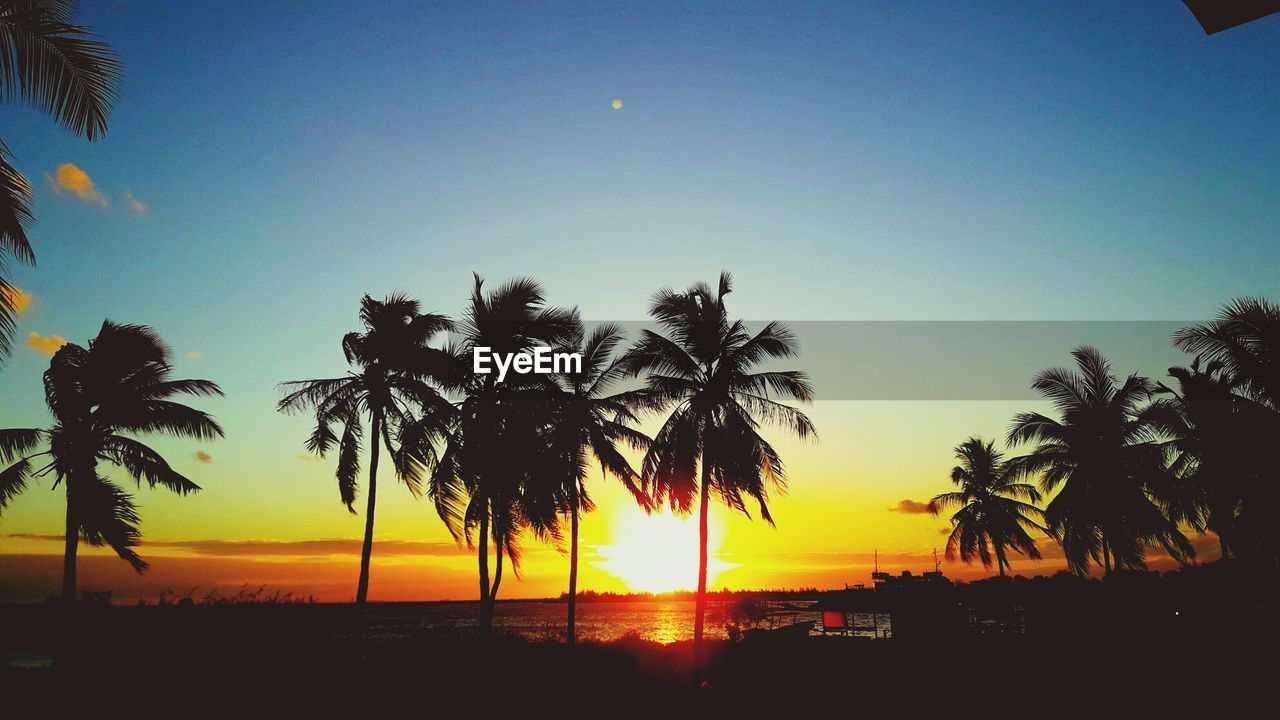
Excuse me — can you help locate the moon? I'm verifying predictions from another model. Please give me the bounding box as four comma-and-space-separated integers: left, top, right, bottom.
612, 98, 623, 110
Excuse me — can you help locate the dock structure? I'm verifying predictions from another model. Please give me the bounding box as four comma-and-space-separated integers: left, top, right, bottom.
817, 550, 964, 640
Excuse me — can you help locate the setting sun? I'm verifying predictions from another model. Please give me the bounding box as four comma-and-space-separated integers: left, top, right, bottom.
593, 510, 738, 593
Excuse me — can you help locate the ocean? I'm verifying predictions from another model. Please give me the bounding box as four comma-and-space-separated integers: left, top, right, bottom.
358, 599, 892, 643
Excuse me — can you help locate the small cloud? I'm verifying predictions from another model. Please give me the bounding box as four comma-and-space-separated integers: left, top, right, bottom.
193, 450, 213, 464
889, 499, 938, 515
298, 453, 324, 464
46, 163, 107, 207
185, 351, 202, 362
26, 331, 67, 355
938, 528, 952, 536
1, 285, 31, 313
122, 189, 148, 215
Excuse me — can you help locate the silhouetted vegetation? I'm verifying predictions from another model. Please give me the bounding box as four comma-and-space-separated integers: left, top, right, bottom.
621, 271, 816, 668
426, 275, 579, 632
935, 299, 1280, 578
0, 322, 223, 599
544, 319, 652, 645
1007, 346, 1194, 574
151, 586, 317, 606
269, 272, 816, 655
932, 437, 1044, 576
277, 294, 453, 607
1, 561, 1274, 711
0, 0, 121, 360
3, 273, 1278, 694
1170, 298, 1280, 566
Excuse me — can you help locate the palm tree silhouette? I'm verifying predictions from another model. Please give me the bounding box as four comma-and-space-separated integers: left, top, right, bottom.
1174, 298, 1280, 407
0, 321, 221, 600
1146, 359, 1246, 559
623, 271, 814, 654
277, 294, 453, 606
546, 320, 651, 645
1007, 346, 1193, 575
1171, 299, 1280, 566
429, 274, 577, 632
932, 437, 1044, 577
1149, 357, 1279, 563
0, 1, 121, 359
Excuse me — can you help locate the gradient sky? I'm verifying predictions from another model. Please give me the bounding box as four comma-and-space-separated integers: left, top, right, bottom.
1, 1, 1277, 602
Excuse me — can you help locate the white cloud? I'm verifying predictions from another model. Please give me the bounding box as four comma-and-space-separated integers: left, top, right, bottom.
123, 189, 148, 215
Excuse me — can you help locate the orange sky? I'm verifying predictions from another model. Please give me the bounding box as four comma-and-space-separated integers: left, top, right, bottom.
0, 399, 1221, 603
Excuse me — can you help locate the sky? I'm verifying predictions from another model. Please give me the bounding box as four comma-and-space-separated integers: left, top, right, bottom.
1, 1, 1278, 602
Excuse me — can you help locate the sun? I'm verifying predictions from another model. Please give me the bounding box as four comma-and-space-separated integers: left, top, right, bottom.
611, 98, 623, 110
593, 509, 736, 593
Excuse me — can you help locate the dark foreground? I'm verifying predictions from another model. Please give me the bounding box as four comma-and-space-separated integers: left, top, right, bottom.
2, 566, 1276, 713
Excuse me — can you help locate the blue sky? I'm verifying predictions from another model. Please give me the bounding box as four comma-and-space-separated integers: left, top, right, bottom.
1, 2, 1278, 598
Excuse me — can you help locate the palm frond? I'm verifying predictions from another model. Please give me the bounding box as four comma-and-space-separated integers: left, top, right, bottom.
276, 376, 355, 414
336, 419, 361, 512
642, 407, 701, 515
100, 434, 200, 495
137, 378, 224, 400
733, 393, 817, 440
738, 370, 815, 403
0, 456, 31, 513
0, 0, 122, 140
75, 474, 147, 573
110, 399, 224, 440
0, 140, 33, 270
0, 426, 42, 461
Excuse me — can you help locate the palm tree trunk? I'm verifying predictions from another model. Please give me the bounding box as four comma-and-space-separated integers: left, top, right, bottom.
491, 537, 504, 601
996, 548, 1007, 577
1218, 536, 1230, 561
568, 502, 579, 646
693, 460, 712, 645
355, 414, 381, 606
1101, 539, 1112, 577
62, 485, 78, 603
478, 503, 492, 633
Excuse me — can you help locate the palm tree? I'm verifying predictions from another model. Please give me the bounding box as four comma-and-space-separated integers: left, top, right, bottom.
277, 294, 453, 606
1174, 298, 1280, 407
623, 271, 815, 653
932, 437, 1044, 577
1149, 357, 1279, 564
1171, 298, 1280, 567
0, 1, 121, 359
546, 321, 651, 645
0, 321, 222, 600
1006, 346, 1193, 575
429, 274, 577, 632
1147, 360, 1242, 559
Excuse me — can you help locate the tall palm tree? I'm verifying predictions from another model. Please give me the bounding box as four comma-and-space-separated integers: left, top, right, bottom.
932, 437, 1044, 577
1006, 346, 1193, 575
1146, 359, 1244, 559
1149, 357, 1279, 564
429, 274, 577, 632
0, 321, 221, 600
546, 320, 651, 645
1171, 298, 1280, 567
0, 0, 121, 359
623, 271, 815, 653
277, 294, 453, 606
